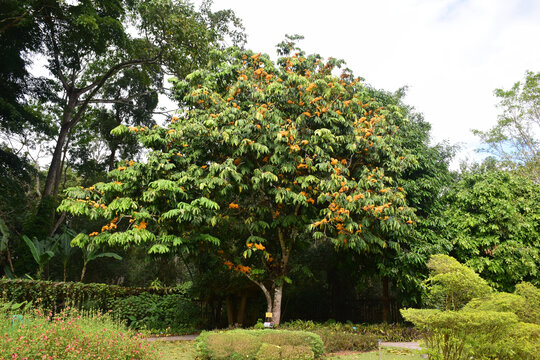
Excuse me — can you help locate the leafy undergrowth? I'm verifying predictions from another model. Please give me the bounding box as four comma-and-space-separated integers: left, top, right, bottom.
0, 307, 158, 359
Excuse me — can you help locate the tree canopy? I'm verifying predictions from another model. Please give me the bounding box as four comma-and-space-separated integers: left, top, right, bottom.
473, 70, 540, 182
60, 40, 421, 324
443, 170, 540, 291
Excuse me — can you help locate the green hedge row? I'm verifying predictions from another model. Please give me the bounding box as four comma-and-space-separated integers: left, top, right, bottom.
0, 278, 186, 310
0, 279, 201, 332
195, 329, 324, 360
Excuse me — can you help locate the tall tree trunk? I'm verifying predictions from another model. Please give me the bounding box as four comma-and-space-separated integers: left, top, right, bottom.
43, 123, 72, 197
53, 129, 72, 196
225, 296, 234, 327
108, 145, 118, 171
382, 276, 390, 323
237, 294, 247, 326
272, 284, 284, 326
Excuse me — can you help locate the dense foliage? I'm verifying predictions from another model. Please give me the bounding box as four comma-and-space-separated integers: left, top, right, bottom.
402, 255, 540, 360
443, 170, 540, 290
58, 41, 423, 324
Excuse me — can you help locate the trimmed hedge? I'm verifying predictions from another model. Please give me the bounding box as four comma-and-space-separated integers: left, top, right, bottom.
0, 278, 184, 310
0, 279, 200, 332
195, 329, 324, 360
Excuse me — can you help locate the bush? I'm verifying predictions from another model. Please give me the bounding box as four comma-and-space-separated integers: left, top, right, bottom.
515, 281, 540, 324
280, 320, 420, 352
279, 345, 314, 360
313, 330, 376, 353
424, 254, 492, 310
195, 329, 324, 359
464, 292, 532, 323
256, 343, 282, 360
110, 292, 201, 333
0, 305, 158, 359
401, 309, 518, 360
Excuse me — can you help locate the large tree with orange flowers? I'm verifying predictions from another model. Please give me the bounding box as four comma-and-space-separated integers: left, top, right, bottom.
59, 38, 418, 325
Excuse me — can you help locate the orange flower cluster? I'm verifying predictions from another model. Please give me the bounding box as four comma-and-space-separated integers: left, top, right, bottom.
236, 265, 251, 274
312, 218, 329, 228
101, 217, 119, 232
89, 232, 98, 237
134, 220, 147, 230
289, 144, 300, 151
229, 203, 239, 209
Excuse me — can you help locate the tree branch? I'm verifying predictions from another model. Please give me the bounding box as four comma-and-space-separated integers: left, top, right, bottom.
68, 56, 161, 128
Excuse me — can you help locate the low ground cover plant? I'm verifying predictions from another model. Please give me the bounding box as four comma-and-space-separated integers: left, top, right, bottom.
280, 320, 420, 353
0, 304, 158, 359
195, 329, 324, 360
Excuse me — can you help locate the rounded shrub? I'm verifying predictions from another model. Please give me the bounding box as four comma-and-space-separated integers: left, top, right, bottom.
195, 329, 324, 359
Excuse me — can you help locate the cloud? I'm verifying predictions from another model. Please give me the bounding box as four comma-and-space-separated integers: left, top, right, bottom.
198, 0, 540, 168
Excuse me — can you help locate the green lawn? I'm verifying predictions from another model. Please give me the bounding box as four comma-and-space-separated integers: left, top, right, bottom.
155, 340, 196, 360
154, 341, 425, 360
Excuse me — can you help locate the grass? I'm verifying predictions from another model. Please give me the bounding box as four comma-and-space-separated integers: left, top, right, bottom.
153, 341, 425, 360
327, 347, 426, 359
155, 340, 195, 360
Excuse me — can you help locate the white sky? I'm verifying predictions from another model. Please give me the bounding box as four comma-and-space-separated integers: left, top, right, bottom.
195, 0, 540, 168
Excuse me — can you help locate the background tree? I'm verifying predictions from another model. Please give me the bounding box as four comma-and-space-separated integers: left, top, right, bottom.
60, 40, 419, 325
443, 169, 540, 291
473, 70, 540, 182
0, 0, 244, 241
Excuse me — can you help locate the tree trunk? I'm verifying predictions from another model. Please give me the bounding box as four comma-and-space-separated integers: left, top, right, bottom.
43, 123, 72, 197
80, 262, 87, 282
108, 145, 117, 171
382, 276, 390, 323
225, 296, 234, 327
237, 294, 247, 326
272, 284, 284, 326
53, 129, 72, 196
49, 211, 66, 237
5, 245, 14, 273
